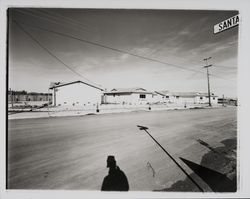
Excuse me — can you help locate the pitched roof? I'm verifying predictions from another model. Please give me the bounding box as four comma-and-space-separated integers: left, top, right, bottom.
172, 92, 217, 97
171, 92, 201, 97
104, 87, 153, 94
155, 91, 217, 97
155, 90, 170, 96
49, 80, 104, 91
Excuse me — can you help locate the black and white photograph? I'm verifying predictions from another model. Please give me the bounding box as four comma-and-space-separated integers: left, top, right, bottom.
2, 1, 250, 198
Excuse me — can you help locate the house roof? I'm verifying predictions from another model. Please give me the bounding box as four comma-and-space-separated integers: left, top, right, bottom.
198, 92, 217, 97
155, 90, 170, 96
156, 91, 217, 97
104, 87, 153, 94
171, 92, 201, 97
49, 80, 104, 91
172, 92, 217, 97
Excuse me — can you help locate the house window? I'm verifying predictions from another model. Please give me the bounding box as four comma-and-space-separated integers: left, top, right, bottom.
139, 94, 146, 99
165, 96, 169, 98
176, 96, 179, 99
200, 97, 203, 100
213, 97, 215, 100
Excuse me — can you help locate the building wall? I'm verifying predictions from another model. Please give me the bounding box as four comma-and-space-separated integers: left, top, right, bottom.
151, 94, 218, 105
152, 94, 173, 103
14, 94, 27, 102
218, 98, 237, 106
8, 93, 52, 102
172, 96, 196, 104
104, 93, 155, 105
172, 96, 218, 104
53, 83, 102, 106
195, 96, 218, 104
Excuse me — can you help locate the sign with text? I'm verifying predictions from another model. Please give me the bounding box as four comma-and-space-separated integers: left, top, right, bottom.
214, 14, 239, 34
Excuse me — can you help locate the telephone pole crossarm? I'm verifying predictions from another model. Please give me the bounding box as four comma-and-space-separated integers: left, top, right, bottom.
204, 64, 212, 68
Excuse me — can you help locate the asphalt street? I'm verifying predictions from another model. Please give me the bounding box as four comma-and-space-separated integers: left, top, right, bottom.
8, 107, 237, 191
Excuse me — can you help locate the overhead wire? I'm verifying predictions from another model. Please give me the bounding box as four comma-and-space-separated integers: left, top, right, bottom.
14, 9, 65, 28
15, 20, 219, 76
13, 20, 102, 88
19, 9, 193, 68
36, 9, 94, 31
26, 22, 236, 83
14, 9, 93, 34
186, 68, 204, 79
31, 8, 94, 33
213, 64, 237, 70
12, 10, 236, 84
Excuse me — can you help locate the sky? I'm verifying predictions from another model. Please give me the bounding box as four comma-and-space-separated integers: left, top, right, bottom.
8, 8, 238, 98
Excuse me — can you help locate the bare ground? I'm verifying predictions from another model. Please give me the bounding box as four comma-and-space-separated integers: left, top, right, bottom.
7, 107, 237, 191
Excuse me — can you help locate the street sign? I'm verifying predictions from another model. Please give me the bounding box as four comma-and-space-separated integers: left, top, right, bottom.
214, 14, 239, 34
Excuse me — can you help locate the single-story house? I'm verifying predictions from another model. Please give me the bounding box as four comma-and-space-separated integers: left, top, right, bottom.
154, 91, 218, 104
218, 97, 237, 106
154, 90, 175, 104
102, 87, 155, 105
8, 90, 52, 102
172, 92, 218, 104
49, 80, 103, 106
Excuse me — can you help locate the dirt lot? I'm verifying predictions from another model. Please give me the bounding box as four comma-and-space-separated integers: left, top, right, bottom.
7, 106, 237, 191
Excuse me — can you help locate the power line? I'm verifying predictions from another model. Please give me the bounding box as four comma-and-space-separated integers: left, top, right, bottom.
13, 20, 101, 88
186, 68, 204, 79
13, 17, 236, 83
36, 8, 94, 31
32, 9, 94, 33
14, 9, 93, 34
22, 21, 236, 82
14, 10, 64, 28
186, 63, 236, 82
213, 64, 237, 70
15, 20, 212, 75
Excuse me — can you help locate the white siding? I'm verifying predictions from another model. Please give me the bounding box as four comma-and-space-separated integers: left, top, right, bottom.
104, 93, 154, 105
152, 94, 218, 105
53, 83, 102, 106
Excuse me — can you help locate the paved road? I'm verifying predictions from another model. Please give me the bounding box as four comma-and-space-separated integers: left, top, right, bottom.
8, 107, 237, 191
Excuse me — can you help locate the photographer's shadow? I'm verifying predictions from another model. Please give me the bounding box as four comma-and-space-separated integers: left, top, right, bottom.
101, 156, 129, 191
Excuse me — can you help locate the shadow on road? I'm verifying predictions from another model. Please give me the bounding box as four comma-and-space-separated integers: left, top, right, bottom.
180, 157, 236, 192
155, 138, 237, 192
101, 155, 129, 191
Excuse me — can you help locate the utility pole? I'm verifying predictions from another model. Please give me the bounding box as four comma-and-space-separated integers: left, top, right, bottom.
222, 94, 225, 107
53, 87, 56, 107
203, 57, 212, 107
